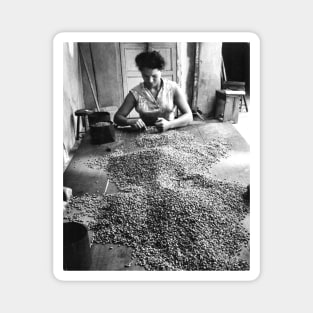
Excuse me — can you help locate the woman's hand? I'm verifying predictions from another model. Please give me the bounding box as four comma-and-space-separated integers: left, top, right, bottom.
130, 118, 147, 130
155, 117, 171, 132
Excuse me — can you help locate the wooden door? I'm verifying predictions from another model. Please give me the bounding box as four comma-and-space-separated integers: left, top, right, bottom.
120, 42, 177, 117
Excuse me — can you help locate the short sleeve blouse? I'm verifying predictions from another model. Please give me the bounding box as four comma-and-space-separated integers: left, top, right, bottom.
129, 78, 178, 125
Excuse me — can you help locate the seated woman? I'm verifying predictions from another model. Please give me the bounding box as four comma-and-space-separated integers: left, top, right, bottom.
114, 50, 193, 132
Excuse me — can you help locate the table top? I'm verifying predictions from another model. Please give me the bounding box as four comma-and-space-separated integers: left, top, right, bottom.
63, 120, 250, 270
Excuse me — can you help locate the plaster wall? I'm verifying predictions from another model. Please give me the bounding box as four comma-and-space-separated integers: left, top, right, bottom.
63, 43, 85, 167
196, 43, 222, 116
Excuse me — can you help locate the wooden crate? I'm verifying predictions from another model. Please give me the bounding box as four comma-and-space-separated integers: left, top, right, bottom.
214, 90, 245, 124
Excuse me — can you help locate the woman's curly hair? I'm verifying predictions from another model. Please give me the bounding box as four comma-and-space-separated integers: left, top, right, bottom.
135, 50, 165, 71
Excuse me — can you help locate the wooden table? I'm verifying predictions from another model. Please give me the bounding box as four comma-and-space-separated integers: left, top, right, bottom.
63, 120, 250, 270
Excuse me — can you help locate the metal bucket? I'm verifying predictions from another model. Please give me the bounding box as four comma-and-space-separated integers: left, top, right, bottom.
89, 121, 115, 144
88, 112, 115, 144
63, 222, 91, 270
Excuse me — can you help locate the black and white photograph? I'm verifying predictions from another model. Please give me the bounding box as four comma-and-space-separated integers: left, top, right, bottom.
54, 32, 260, 281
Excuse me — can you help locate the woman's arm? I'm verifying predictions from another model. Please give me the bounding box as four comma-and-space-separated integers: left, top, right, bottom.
155, 85, 193, 132
113, 93, 146, 129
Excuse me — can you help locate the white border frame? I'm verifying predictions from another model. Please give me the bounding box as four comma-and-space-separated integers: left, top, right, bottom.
53, 32, 260, 281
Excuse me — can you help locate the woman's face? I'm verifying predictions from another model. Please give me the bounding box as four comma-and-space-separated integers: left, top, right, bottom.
140, 68, 162, 89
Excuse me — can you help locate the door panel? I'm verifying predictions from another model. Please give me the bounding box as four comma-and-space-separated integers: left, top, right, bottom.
127, 77, 143, 90
125, 50, 142, 71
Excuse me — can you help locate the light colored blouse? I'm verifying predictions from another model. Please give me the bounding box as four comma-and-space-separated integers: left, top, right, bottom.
129, 78, 178, 125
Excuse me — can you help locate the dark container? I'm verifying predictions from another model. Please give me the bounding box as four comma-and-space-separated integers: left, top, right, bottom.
63, 222, 91, 270
89, 121, 115, 144
88, 111, 111, 125
88, 112, 115, 144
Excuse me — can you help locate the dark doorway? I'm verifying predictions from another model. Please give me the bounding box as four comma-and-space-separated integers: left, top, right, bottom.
222, 43, 250, 94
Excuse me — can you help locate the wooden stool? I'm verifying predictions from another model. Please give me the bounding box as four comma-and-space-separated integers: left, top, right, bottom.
74, 109, 93, 140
